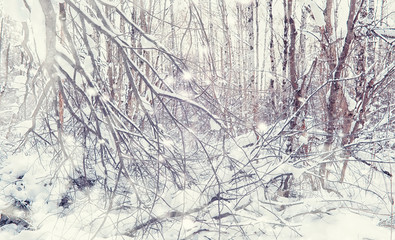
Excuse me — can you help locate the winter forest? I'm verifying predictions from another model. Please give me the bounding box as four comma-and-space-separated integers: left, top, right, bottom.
0, 0, 394, 239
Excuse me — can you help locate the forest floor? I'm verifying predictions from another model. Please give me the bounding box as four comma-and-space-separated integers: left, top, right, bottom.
0, 72, 394, 240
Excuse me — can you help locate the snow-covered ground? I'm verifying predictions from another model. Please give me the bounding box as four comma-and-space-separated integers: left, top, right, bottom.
0, 84, 394, 239
0, 130, 394, 239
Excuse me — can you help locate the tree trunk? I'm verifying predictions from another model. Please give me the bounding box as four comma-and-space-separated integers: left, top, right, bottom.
219, 0, 233, 131
327, 0, 358, 182
281, 0, 289, 117
245, 3, 256, 125
286, 0, 300, 154
320, 0, 335, 182
268, 0, 277, 121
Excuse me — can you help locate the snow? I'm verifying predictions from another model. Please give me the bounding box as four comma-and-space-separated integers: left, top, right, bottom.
86, 87, 98, 97
299, 134, 308, 145
8, 76, 26, 90
299, 209, 390, 240
164, 75, 175, 85
345, 89, 357, 111
198, 45, 208, 57
209, 118, 221, 131
3, 0, 30, 22
140, 37, 156, 49
268, 163, 305, 179
257, 122, 268, 133
231, 0, 253, 5
182, 71, 193, 81
81, 58, 94, 77
297, 96, 306, 104
13, 120, 32, 136
141, 98, 154, 114
30, 0, 47, 62
374, 28, 395, 42
0, 109, 393, 240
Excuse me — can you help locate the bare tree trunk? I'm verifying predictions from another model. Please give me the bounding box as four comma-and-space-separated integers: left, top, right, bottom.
126, 2, 138, 119
140, 0, 150, 97
39, 0, 68, 163
255, 0, 260, 91
355, 1, 367, 104
281, 0, 289, 118
320, 0, 335, 181
219, 0, 233, 131
328, 0, 358, 182
245, 3, 256, 125
236, 4, 245, 127
286, 0, 299, 154
366, 0, 375, 72
59, 3, 67, 128
208, 0, 216, 74
378, 0, 386, 70
299, 6, 307, 77
118, 12, 125, 107
170, 0, 176, 52
268, 0, 277, 120
339, 0, 376, 182
105, 6, 115, 100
